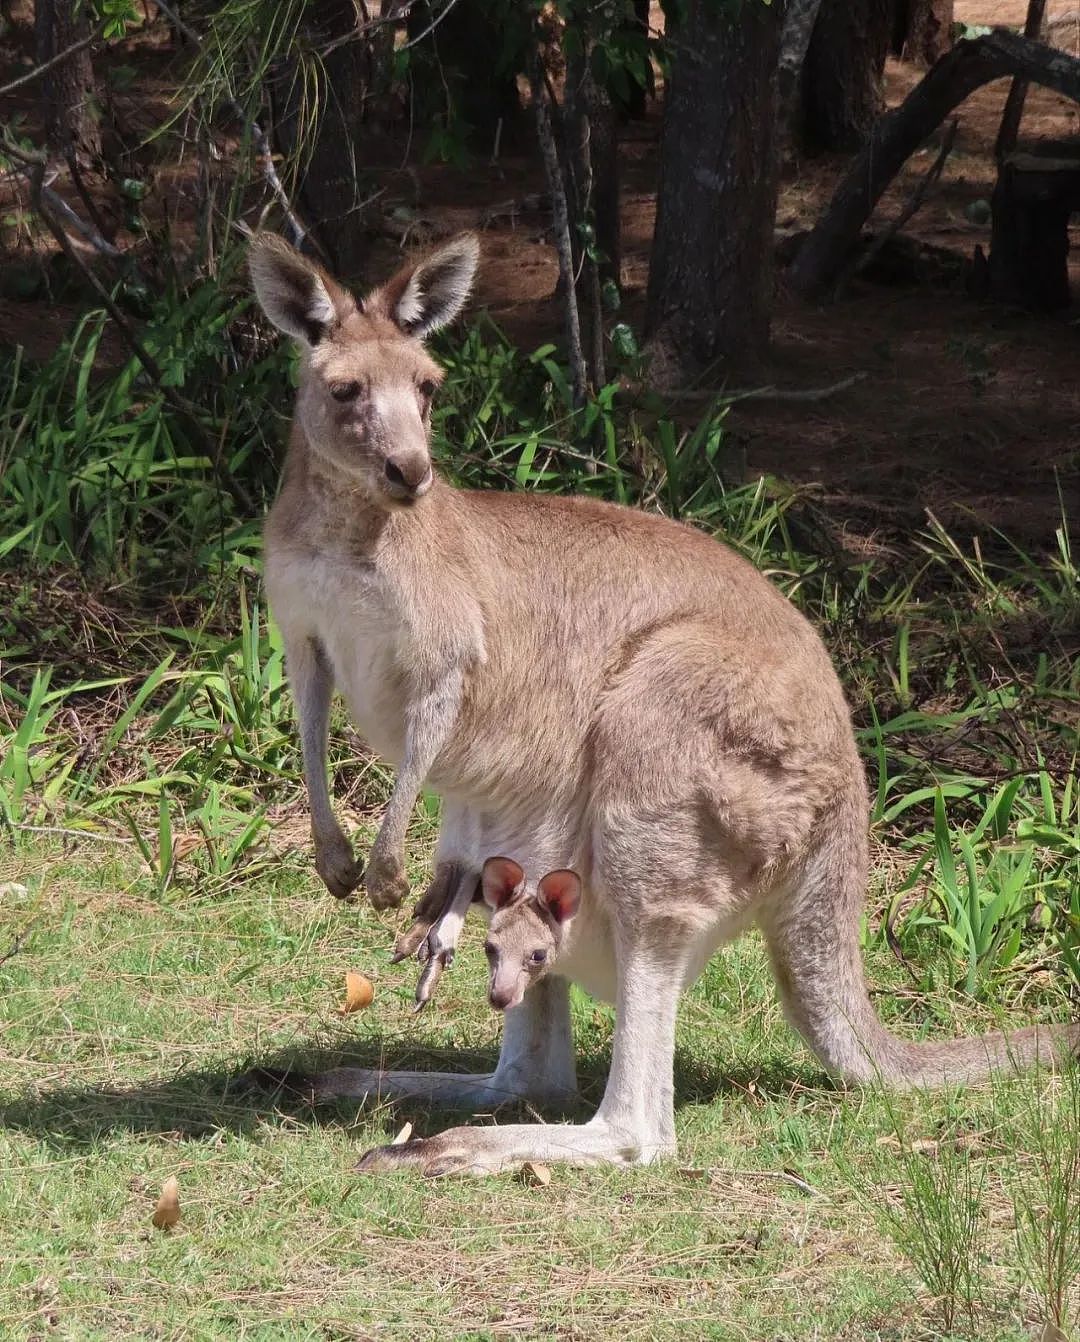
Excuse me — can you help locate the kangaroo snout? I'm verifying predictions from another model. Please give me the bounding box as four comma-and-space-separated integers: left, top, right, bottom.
383, 454, 433, 502
488, 985, 521, 1011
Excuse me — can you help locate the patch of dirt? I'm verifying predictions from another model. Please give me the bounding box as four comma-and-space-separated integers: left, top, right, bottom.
3, 0, 1079, 548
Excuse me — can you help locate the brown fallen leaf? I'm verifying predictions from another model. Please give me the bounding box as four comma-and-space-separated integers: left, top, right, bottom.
391, 1121, 413, 1146
519, 1161, 552, 1188
172, 833, 204, 863
152, 1176, 180, 1230
338, 971, 374, 1014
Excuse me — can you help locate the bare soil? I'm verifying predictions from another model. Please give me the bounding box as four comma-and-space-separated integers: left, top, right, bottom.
2, 0, 1078, 548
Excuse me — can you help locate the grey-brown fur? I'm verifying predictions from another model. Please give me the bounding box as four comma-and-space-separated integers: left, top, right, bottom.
249, 232, 1079, 1177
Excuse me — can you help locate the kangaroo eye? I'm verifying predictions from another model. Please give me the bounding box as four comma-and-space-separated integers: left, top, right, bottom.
330, 380, 361, 402
418, 379, 437, 402
528, 949, 547, 966
483, 942, 496, 959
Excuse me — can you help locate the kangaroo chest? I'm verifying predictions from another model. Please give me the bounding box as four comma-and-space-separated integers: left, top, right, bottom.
269, 547, 414, 764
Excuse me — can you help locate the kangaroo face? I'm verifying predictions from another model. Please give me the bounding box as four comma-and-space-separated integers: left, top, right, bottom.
249, 232, 479, 510
480, 857, 581, 1012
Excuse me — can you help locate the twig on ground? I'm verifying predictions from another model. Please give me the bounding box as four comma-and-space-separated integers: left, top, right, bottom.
666, 372, 867, 404
718, 1167, 826, 1197
15, 825, 135, 847
0, 920, 38, 971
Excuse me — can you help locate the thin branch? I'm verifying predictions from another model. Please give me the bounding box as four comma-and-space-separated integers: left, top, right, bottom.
404, 0, 464, 49
318, 0, 414, 57
31, 162, 254, 514
2, 136, 121, 258
0, 19, 106, 98
995, 0, 1049, 162
529, 45, 586, 407
151, 0, 308, 247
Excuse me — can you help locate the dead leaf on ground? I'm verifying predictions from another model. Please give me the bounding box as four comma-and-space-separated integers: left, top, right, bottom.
338, 971, 374, 1014
519, 1161, 552, 1188
171, 833, 204, 862
151, 1176, 180, 1230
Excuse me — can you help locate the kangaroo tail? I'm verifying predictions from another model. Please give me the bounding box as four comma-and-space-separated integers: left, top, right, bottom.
761, 785, 1079, 1087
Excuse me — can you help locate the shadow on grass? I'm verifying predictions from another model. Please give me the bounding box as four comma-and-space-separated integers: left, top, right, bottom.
0, 1036, 833, 1150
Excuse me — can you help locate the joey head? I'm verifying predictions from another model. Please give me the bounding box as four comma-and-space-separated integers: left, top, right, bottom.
480, 856, 581, 1011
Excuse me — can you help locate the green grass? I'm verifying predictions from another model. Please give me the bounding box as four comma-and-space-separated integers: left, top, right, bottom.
1, 839, 1076, 1341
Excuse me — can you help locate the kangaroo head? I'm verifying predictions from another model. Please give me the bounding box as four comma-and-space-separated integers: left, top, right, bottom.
248, 232, 479, 508
480, 857, 581, 1012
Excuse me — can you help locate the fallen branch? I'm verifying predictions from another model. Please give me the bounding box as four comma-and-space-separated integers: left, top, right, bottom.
790, 29, 1080, 297
847, 117, 958, 284
666, 372, 867, 404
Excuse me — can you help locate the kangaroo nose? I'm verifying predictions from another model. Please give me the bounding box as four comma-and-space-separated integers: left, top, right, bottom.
489, 988, 513, 1011
384, 456, 433, 499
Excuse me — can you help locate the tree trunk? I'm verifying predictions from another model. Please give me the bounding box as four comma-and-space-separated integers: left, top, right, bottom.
35, 0, 101, 162
645, 0, 784, 379
800, 0, 892, 151
892, 0, 954, 65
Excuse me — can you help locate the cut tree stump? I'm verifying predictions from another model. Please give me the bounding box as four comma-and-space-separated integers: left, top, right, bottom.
989, 142, 1080, 309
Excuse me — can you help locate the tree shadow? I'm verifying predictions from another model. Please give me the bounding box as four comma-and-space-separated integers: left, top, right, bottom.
0, 1035, 834, 1151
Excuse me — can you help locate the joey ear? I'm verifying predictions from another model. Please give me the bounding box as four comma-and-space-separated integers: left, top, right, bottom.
248, 233, 356, 346
370, 233, 479, 340
481, 856, 526, 910
536, 870, 581, 925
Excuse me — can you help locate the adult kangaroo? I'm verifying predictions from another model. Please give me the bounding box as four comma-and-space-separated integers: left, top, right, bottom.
249, 232, 1077, 1176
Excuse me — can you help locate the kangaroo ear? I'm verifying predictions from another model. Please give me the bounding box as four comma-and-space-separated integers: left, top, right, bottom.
481, 856, 526, 911
369, 233, 479, 339
536, 870, 581, 925
248, 234, 356, 346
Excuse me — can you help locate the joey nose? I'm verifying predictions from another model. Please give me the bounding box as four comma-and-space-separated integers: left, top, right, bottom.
489, 988, 514, 1011
384, 455, 433, 500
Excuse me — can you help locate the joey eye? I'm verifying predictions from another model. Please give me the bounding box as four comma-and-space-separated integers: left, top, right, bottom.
330, 380, 361, 402
528, 949, 548, 967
